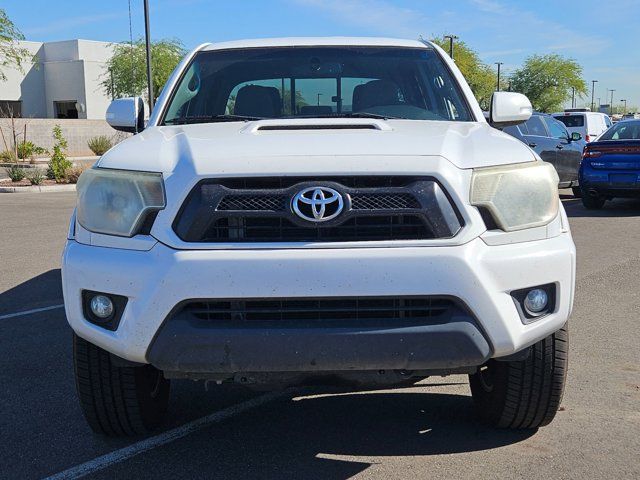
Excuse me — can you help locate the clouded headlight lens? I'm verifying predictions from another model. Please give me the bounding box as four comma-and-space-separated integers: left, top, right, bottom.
470, 162, 559, 232
76, 168, 165, 237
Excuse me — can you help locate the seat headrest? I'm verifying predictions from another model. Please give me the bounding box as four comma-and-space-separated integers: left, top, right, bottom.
234, 85, 282, 118
352, 80, 400, 112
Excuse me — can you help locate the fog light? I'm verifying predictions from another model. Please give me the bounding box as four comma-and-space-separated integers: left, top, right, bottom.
523, 289, 548, 314
90, 295, 114, 319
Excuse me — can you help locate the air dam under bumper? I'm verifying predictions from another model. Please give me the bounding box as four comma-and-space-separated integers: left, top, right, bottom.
62, 233, 575, 366
146, 297, 491, 375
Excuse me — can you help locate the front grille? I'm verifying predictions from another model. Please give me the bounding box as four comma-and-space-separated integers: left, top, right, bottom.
173, 176, 462, 243
180, 296, 458, 328
217, 195, 287, 211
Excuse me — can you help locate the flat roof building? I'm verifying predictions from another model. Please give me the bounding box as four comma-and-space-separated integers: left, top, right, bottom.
0, 39, 114, 120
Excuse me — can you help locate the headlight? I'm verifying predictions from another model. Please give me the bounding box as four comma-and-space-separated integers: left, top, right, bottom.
76, 168, 165, 237
470, 161, 559, 232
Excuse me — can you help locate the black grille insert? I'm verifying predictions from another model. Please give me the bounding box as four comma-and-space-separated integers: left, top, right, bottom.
173, 176, 462, 243
181, 296, 458, 328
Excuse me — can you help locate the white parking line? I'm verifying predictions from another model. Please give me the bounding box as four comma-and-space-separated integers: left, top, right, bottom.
42, 389, 292, 480
0, 304, 64, 320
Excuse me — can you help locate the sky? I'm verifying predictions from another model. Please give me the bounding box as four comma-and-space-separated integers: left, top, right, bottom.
4, 0, 639, 109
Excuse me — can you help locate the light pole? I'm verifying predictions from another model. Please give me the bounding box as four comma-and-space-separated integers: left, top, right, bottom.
608, 89, 615, 115
443, 34, 458, 59
620, 99, 627, 114
495, 62, 503, 91
590, 80, 598, 111
143, 0, 154, 110
571, 87, 575, 108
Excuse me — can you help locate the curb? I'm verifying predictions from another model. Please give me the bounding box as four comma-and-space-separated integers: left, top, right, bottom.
0, 184, 76, 193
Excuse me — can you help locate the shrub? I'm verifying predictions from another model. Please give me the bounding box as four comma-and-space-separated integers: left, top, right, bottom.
0, 150, 17, 163
17, 141, 48, 160
48, 125, 72, 182
27, 169, 45, 185
6, 164, 26, 182
87, 135, 112, 156
64, 164, 89, 184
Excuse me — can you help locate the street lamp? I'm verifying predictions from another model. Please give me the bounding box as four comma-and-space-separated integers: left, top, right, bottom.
143, 0, 154, 110
620, 99, 627, 114
608, 89, 616, 115
590, 80, 598, 111
443, 34, 458, 59
495, 62, 504, 92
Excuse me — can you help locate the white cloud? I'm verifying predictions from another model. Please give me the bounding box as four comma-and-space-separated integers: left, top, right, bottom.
290, 0, 427, 38
23, 13, 122, 36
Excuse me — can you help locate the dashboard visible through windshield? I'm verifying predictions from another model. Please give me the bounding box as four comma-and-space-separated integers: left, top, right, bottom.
161, 46, 473, 125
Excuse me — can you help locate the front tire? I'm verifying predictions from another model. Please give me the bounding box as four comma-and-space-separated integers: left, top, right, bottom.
469, 324, 568, 429
73, 333, 170, 436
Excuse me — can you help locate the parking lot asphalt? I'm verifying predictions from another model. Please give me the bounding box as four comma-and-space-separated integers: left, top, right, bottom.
0, 191, 639, 480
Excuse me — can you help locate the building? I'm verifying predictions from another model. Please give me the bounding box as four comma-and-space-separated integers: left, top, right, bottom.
0, 39, 114, 120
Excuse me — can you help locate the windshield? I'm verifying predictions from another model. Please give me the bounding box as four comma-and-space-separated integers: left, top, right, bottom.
554, 115, 584, 128
162, 46, 473, 124
598, 120, 640, 140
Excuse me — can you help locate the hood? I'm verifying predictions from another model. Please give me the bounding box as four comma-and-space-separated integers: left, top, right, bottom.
98, 118, 535, 175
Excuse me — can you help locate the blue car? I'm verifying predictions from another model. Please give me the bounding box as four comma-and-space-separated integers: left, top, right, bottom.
580, 119, 640, 209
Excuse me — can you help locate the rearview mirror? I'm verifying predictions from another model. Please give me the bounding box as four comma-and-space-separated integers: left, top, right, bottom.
489, 92, 532, 128
571, 132, 582, 142
106, 97, 145, 133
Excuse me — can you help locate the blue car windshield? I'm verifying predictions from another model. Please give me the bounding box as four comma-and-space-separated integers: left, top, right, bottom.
162, 46, 473, 124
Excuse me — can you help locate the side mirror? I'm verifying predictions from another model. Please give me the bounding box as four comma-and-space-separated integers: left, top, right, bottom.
106, 97, 145, 133
571, 132, 582, 142
489, 92, 532, 128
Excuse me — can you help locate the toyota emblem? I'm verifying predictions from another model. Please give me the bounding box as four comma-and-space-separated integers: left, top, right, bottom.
292, 186, 344, 222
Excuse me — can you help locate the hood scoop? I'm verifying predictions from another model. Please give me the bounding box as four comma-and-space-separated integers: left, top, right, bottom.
244, 118, 392, 134
257, 123, 379, 131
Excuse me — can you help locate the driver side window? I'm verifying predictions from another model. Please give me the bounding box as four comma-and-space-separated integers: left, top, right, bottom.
546, 118, 569, 139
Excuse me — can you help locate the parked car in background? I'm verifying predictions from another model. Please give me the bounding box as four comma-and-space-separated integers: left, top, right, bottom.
579, 119, 640, 209
503, 112, 585, 196
553, 109, 611, 142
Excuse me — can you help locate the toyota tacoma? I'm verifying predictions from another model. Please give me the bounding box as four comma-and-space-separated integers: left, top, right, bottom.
63, 37, 575, 436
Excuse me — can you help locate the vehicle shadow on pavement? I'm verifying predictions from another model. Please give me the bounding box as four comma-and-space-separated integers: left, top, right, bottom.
122, 387, 537, 480
562, 197, 640, 218
0, 268, 62, 315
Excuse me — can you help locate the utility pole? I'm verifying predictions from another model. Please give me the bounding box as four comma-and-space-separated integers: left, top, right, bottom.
495, 62, 503, 91
590, 80, 598, 111
608, 89, 615, 115
143, 0, 154, 110
443, 34, 458, 59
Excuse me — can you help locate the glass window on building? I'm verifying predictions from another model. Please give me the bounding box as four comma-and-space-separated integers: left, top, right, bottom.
54, 101, 79, 119
0, 100, 22, 117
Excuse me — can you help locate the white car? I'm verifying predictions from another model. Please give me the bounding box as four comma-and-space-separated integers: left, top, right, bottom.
553, 110, 612, 142
63, 37, 575, 436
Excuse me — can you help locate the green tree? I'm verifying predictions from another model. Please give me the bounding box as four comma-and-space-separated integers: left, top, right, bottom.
509, 54, 587, 113
47, 125, 72, 182
102, 38, 185, 102
432, 36, 496, 110
0, 8, 33, 81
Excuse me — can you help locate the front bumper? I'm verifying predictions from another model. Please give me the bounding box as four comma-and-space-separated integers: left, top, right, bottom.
62, 232, 575, 370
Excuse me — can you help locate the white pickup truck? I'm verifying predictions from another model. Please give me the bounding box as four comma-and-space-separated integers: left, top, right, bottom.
63, 37, 575, 436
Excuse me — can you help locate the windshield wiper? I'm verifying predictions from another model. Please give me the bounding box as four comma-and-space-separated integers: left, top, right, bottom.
165, 114, 264, 125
